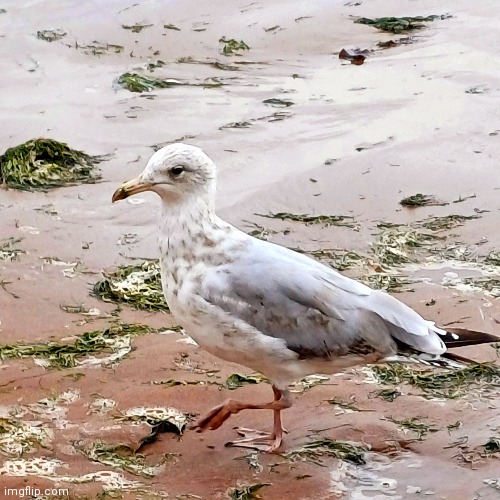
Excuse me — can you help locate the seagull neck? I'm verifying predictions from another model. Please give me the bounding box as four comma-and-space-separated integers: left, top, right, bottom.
158, 197, 246, 272
159, 197, 228, 246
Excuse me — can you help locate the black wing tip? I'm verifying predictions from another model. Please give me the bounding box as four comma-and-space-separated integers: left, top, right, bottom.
441, 327, 499, 348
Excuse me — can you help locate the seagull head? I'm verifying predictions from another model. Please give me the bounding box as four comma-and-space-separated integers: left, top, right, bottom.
112, 143, 217, 204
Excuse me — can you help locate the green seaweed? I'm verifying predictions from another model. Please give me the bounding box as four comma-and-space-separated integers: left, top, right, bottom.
355, 15, 447, 34
220, 121, 252, 129
117, 72, 223, 92
327, 398, 359, 412
446, 421, 462, 433
361, 273, 415, 293
117, 72, 184, 92
75, 40, 124, 55
485, 251, 500, 266
262, 98, 295, 107
287, 438, 367, 465
0, 417, 53, 457
375, 388, 401, 402
83, 442, 160, 477
364, 214, 481, 290
377, 37, 414, 49
0, 238, 24, 261
292, 247, 367, 271
0, 323, 155, 369
0, 138, 103, 190
456, 435, 500, 465
465, 86, 488, 95
256, 212, 357, 228
220, 110, 293, 130
115, 406, 188, 451
93, 260, 167, 311
483, 436, 500, 456
146, 60, 166, 72
34, 203, 59, 218
122, 23, 153, 33
264, 26, 281, 33
37, 29, 67, 42
228, 483, 270, 500
225, 373, 267, 390
59, 304, 95, 314
417, 214, 480, 231
290, 374, 330, 392
315, 250, 365, 270
331, 251, 367, 271
370, 362, 500, 399
459, 277, 500, 298
115, 407, 188, 432
245, 222, 278, 240
219, 37, 250, 55
372, 227, 441, 266
151, 378, 220, 387
164, 23, 181, 31
177, 56, 240, 71
400, 193, 447, 207
387, 416, 439, 440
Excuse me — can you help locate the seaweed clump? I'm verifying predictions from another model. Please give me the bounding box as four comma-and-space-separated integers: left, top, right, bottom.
117, 72, 223, 92
117, 72, 185, 92
93, 260, 168, 311
37, 29, 67, 42
257, 212, 358, 228
122, 23, 153, 33
370, 362, 500, 400
400, 193, 447, 207
225, 373, 267, 390
387, 416, 439, 440
0, 238, 24, 261
219, 37, 250, 55
115, 406, 188, 451
75, 41, 124, 55
82, 442, 162, 478
417, 214, 480, 231
228, 483, 270, 500
0, 323, 155, 369
287, 438, 368, 465
371, 226, 441, 266
485, 251, 500, 266
355, 15, 448, 34
0, 417, 53, 457
0, 138, 102, 190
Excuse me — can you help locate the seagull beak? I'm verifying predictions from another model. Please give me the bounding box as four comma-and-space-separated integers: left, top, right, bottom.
112, 177, 152, 203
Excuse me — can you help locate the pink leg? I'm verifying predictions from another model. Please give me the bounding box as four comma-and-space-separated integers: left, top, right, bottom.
193, 385, 293, 452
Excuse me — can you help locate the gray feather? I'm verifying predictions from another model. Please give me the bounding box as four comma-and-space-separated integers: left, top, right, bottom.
201, 238, 446, 359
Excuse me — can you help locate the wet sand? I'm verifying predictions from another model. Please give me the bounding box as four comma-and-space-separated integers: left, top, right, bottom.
1, 0, 500, 498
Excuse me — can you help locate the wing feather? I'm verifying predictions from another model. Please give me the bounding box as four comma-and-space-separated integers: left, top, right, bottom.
200, 238, 445, 357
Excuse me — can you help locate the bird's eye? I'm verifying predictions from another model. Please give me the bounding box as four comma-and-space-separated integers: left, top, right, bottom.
171, 165, 185, 177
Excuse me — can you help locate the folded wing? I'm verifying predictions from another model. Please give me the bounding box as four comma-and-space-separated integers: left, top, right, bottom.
200, 239, 446, 360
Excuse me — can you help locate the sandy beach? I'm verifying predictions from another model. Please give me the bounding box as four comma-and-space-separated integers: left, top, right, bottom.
1, 0, 499, 498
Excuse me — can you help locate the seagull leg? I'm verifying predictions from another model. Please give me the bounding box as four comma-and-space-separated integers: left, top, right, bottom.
193, 385, 293, 452
272, 385, 289, 435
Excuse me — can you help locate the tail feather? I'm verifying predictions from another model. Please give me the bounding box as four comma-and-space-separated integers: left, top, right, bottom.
441, 328, 499, 348
391, 328, 498, 366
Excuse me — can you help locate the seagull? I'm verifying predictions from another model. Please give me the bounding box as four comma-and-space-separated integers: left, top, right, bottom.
112, 143, 494, 452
